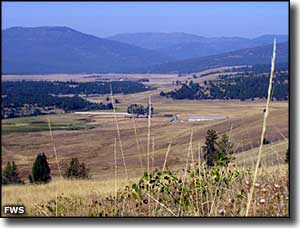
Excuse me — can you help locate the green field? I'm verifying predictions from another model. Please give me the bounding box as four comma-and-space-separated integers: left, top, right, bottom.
2, 115, 95, 135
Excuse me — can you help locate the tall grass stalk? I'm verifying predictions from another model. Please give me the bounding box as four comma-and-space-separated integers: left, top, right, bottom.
146, 193, 176, 216
177, 129, 193, 216
147, 96, 152, 216
47, 117, 62, 178
110, 84, 129, 181
245, 39, 277, 216
147, 96, 152, 175
131, 117, 144, 170
47, 116, 63, 217
162, 143, 172, 172
189, 128, 200, 216
198, 144, 204, 215
114, 137, 117, 213
150, 137, 155, 174
154, 142, 172, 214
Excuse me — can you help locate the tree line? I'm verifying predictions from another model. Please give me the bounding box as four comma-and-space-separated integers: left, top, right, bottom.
2, 80, 150, 96
127, 103, 154, 117
2, 80, 151, 118
161, 72, 288, 101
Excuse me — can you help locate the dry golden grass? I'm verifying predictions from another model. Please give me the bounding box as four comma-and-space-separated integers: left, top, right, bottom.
2, 177, 138, 212
1, 69, 289, 217
2, 163, 288, 217
1, 65, 244, 88
2, 100, 288, 181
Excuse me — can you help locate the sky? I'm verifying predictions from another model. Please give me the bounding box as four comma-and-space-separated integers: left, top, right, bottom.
2, 1, 289, 38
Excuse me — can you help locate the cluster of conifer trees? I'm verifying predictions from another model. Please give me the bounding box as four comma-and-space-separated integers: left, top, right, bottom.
161, 72, 288, 101
2, 80, 150, 118
2, 154, 90, 185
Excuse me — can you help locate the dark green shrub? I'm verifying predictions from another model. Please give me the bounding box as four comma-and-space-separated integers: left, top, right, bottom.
202, 129, 218, 166
64, 158, 90, 179
263, 138, 270, 145
127, 103, 154, 116
202, 130, 235, 167
127, 104, 146, 116
30, 153, 51, 184
2, 161, 24, 185
215, 134, 235, 166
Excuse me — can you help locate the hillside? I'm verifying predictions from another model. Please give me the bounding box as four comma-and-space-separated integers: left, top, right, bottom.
2, 28, 288, 75
2, 27, 172, 74
108, 32, 288, 60
107, 32, 206, 50
140, 41, 288, 74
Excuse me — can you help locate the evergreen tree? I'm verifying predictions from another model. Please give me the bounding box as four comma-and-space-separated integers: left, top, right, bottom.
2, 161, 23, 185
30, 153, 51, 184
203, 129, 218, 167
64, 158, 90, 179
215, 134, 235, 166
106, 103, 113, 109
263, 138, 270, 145
127, 104, 146, 116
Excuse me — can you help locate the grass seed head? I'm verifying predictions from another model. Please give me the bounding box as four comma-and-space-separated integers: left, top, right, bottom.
259, 199, 266, 205
274, 184, 281, 190
218, 208, 226, 216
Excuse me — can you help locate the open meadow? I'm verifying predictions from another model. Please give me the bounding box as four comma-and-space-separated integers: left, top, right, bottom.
1, 1, 290, 218
1, 70, 289, 216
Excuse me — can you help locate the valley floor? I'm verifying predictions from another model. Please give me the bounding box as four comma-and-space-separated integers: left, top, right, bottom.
1, 71, 289, 217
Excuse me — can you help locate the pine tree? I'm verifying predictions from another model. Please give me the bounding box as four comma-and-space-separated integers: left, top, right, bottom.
127, 104, 146, 116
64, 158, 90, 179
30, 153, 51, 184
215, 134, 235, 166
78, 163, 89, 179
2, 161, 23, 185
203, 129, 218, 167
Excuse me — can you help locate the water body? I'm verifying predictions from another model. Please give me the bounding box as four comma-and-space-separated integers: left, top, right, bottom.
188, 116, 226, 122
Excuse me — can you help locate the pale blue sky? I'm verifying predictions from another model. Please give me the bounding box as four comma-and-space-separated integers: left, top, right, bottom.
2, 1, 289, 38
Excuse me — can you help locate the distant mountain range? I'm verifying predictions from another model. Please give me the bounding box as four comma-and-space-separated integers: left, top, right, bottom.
140, 42, 288, 74
2, 27, 172, 74
108, 32, 288, 60
2, 26, 288, 74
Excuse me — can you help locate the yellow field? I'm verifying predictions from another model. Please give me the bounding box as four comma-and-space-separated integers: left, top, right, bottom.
1, 70, 289, 216
2, 177, 139, 212
2, 100, 288, 181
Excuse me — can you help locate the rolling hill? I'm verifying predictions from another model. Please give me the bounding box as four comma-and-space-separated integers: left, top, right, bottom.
108, 32, 288, 60
2, 27, 173, 74
139, 41, 288, 74
107, 32, 207, 50
2, 27, 288, 75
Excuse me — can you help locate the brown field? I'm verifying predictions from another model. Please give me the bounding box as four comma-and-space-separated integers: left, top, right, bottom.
2, 99, 288, 181
1, 69, 289, 216
1, 65, 245, 86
